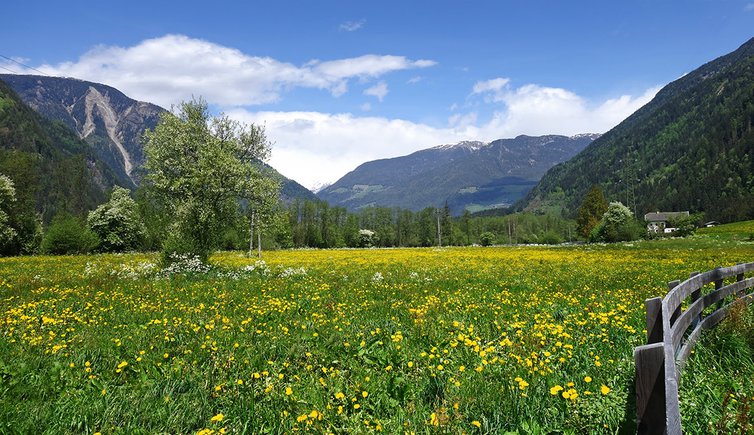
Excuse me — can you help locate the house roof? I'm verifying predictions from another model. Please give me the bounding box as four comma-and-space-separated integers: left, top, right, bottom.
644, 211, 690, 222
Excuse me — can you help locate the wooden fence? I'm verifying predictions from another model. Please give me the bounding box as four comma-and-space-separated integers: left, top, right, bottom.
634, 262, 754, 434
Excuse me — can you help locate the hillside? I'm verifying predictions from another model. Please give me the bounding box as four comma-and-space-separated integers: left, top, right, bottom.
0, 78, 126, 226
1, 74, 317, 203
521, 37, 754, 222
318, 134, 598, 214
0, 74, 163, 185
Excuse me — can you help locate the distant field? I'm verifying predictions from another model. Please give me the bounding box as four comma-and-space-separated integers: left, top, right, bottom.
697, 219, 754, 240
1, 238, 752, 433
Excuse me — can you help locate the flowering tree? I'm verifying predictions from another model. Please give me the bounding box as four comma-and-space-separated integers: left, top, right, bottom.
589, 201, 642, 243
144, 99, 277, 264
87, 186, 145, 252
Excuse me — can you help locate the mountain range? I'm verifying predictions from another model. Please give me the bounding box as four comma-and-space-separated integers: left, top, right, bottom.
318, 134, 599, 214
0, 78, 123, 228
0, 74, 316, 203
3, 35, 754, 224
519, 37, 754, 222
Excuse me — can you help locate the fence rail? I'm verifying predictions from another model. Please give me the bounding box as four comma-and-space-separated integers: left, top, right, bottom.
634, 262, 754, 434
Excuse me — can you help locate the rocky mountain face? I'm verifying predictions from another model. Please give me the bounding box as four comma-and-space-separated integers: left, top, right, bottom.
317, 134, 598, 214
520, 37, 754, 222
0, 74, 162, 185
0, 78, 125, 223
0, 74, 317, 202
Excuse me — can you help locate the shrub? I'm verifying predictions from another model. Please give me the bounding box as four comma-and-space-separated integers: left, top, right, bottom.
41, 213, 99, 254
479, 232, 495, 246
589, 202, 642, 243
359, 229, 377, 248
540, 230, 563, 245
87, 186, 145, 252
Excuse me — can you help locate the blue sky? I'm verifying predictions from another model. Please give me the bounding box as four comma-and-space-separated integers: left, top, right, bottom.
2, 1, 753, 189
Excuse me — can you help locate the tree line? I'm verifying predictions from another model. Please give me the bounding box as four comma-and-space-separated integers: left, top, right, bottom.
2, 98, 699, 261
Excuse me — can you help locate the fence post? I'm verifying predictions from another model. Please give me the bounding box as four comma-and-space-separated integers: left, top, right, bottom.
645, 297, 663, 343
714, 267, 724, 310
689, 271, 701, 329
635, 342, 666, 434
736, 263, 745, 297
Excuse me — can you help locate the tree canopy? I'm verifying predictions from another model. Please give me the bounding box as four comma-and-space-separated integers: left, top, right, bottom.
576, 185, 608, 238
87, 186, 145, 252
143, 99, 277, 263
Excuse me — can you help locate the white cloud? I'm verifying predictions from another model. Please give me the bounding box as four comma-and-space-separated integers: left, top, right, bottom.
227, 81, 659, 189
407, 76, 423, 84
470, 78, 661, 137
363, 81, 388, 101
226, 109, 479, 189
472, 77, 510, 96
4, 34, 662, 191
13, 34, 435, 108
340, 19, 366, 31
745, 3, 754, 11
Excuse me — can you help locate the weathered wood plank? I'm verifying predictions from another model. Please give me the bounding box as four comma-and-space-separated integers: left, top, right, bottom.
736, 263, 746, 297
668, 280, 681, 327
646, 297, 663, 344
714, 267, 725, 310
661, 297, 682, 434
673, 278, 754, 350
677, 288, 754, 370
689, 271, 701, 330
635, 343, 666, 434
635, 262, 754, 434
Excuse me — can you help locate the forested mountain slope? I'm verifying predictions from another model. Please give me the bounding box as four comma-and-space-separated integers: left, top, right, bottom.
319, 134, 598, 214
521, 37, 754, 222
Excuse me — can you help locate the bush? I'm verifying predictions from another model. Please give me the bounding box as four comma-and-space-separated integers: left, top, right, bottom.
479, 232, 495, 246
589, 202, 642, 243
41, 213, 99, 254
540, 230, 563, 245
87, 186, 145, 252
359, 229, 377, 248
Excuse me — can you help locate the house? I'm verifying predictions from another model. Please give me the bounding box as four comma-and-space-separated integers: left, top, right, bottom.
703, 221, 720, 228
644, 211, 690, 233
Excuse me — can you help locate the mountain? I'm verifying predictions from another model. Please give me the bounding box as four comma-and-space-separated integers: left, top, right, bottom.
519, 37, 754, 222
318, 134, 598, 214
0, 74, 162, 186
0, 78, 126, 224
0, 74, 317, 202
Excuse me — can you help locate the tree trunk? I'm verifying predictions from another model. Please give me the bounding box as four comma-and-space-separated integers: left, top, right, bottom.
248, 209, 255, 257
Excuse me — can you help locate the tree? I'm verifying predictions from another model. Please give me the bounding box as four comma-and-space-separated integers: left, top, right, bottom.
87, 186, 145, 252
41, 212, 99, 254
143, 99, 275, 264
589, 201, 642, 243
245, 176, 281, 257
0, 174, 17, 250
576, 185, 608, 238
479, 231, 495, 247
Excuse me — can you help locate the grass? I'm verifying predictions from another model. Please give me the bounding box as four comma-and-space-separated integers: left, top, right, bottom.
697, 219, 754, 242
0, 236, 752, 434
679, 300, 754, 433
